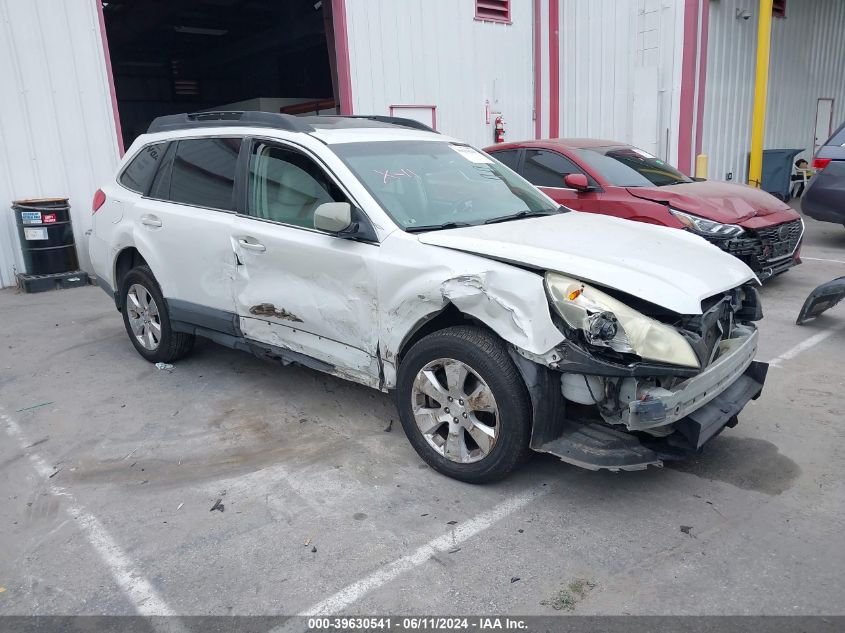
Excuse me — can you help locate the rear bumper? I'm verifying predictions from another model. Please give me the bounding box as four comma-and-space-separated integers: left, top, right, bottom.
802, 205, 844, 224
94, 275, 119, 309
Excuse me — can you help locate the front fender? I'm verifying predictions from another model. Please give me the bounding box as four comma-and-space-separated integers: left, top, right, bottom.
377, 234, 565, 387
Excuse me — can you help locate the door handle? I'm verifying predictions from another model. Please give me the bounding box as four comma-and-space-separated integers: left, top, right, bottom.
141, 214, 162, 228
237, 237, 266, 253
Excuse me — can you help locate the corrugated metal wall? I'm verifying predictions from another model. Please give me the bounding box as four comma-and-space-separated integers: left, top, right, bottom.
344, 0, 535, 149
546, 0, 686, 163
0, 0, 120, 288
702, 0, 845, 184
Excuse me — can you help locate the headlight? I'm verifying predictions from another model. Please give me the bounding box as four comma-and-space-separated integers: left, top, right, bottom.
670, 208, 744, 238
545, 273, 700, 368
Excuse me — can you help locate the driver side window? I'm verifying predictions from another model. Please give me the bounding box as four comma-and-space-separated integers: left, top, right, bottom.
523, 149, 592, 188
247, 143, 347, 229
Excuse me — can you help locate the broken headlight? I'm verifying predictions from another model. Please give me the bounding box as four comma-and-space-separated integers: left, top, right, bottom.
669, 208, 744, 238
545, 272, 700, 368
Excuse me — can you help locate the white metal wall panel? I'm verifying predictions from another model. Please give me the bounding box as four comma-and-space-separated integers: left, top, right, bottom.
702, 0, 845, 184
556, 0, 685, 162
344, 0, 535, 148
0, 0, 120, 288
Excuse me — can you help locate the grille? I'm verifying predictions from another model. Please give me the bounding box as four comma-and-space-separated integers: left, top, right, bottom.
722, 219, 803, 274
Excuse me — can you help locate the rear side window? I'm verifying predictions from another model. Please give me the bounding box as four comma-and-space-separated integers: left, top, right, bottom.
168, 138, 242, 211
148, 142, 176, 200
119, 143, 166, 193
522, 150, 588, 187
247, 142, 346, 229
827, 121, 845, 147
490, 149, 520, 171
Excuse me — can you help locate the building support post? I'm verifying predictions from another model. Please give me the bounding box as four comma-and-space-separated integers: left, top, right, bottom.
748, 0, 773, 188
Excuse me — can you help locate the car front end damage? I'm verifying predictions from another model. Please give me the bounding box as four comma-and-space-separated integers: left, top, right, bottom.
719, 219, 805, 280
512, 275, 769, 471
671, 210, 805, 281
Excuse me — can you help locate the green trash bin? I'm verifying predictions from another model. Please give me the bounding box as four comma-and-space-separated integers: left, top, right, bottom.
751, 149, 804, 201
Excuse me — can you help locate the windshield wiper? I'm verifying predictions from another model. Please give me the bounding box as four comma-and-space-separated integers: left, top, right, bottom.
405, 221, 473, 233
483, 209, 560, 225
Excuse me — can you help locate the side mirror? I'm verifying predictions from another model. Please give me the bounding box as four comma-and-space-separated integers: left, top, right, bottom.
314, 202, 352, 233
564, 173, 590, 191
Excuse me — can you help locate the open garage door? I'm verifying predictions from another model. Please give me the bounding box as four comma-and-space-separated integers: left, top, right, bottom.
103, 0, 341, 148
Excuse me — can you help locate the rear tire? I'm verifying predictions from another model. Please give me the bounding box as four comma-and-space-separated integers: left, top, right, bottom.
120, 265, 194, 363
396, 326, 531, 483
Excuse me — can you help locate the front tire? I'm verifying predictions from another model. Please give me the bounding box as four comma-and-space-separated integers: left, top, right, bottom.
120, 266, 194, 363
396, 326, 532, 483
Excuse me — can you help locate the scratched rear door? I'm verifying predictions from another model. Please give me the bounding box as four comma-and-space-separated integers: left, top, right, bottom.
230, 138, 381, 387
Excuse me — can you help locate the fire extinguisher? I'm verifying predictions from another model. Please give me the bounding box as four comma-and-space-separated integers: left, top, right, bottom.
494, 115, 505, 143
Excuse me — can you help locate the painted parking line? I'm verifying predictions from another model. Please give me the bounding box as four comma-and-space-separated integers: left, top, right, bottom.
271, 485, 549, 626
1, 408, 184, 628
768, 322, 845, 368
802, 257, 845, 265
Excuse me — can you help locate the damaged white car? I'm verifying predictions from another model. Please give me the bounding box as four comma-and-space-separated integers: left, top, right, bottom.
89, 112, 768, 482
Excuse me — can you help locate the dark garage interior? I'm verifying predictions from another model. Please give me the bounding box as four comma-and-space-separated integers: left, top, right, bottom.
103, 0, 340, 148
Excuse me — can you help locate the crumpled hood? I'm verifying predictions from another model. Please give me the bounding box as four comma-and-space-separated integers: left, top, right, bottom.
418, 213, 757, 315
626, 180, 798, 226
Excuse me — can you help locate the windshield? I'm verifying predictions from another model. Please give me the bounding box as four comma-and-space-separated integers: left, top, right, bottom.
574, 146, 692, 187
331, 140, 559, 230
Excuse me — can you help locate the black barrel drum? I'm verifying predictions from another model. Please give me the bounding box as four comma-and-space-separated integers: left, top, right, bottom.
13, 198, 79, 275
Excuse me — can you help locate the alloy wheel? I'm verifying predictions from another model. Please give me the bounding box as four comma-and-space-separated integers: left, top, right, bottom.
126, 283, 161, 351
410, 358, 499, 464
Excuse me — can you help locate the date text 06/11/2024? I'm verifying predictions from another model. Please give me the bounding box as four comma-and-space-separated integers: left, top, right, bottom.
307, 617, 529, 631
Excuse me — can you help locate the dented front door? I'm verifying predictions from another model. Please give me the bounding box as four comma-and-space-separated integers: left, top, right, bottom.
231, 140, 381, 386
231, 217, 381, 385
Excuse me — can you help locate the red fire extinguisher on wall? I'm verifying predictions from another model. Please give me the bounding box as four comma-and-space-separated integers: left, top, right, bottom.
494, 115, 505, 143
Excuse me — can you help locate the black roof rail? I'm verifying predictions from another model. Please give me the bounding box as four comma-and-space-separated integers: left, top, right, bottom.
147, 111, 314, 134
334, 115, 438, 133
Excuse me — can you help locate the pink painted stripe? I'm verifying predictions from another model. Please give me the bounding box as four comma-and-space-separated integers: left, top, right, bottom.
548, 0, 560, 139
694, 0, 709, 157
534, 0, 542, 139
331, 0, 354, 115
95, 0, 124, 156
677, 0, 699, 175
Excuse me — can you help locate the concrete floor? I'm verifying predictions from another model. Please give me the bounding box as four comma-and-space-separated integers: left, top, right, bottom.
1, 214, 844, 617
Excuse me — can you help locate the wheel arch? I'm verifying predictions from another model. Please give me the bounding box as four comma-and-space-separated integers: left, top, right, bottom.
394, 303, 487, 366
113, 247, 149, 310
393, 304, 566, 455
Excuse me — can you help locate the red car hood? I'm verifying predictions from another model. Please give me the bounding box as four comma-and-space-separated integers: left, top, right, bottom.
626, 181, 799, 228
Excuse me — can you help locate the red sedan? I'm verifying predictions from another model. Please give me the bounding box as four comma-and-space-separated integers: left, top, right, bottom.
485, 138, 804, 280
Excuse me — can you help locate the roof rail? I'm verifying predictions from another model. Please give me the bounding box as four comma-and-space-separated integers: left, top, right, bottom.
334, 115, 438, 133
147, 111, 314, 134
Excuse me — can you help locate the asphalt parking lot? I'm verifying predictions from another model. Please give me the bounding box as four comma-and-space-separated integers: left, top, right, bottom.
1, 212, 844, 618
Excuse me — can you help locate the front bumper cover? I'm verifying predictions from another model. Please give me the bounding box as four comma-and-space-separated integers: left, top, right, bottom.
532, 360, 768, 471
624, 328, 759, 431
515, 329, 769, 472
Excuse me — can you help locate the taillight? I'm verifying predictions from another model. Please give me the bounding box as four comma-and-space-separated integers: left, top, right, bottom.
813, 157, 832, 171
92, 188, 106, 213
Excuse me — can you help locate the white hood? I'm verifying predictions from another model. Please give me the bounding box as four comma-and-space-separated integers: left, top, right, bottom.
417, 213, 757, 315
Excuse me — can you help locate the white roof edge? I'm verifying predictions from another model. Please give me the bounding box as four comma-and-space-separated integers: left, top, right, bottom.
129, 125, 458, 150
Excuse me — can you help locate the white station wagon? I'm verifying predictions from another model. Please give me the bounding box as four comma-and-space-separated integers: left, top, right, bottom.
89, 112, 768, 482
